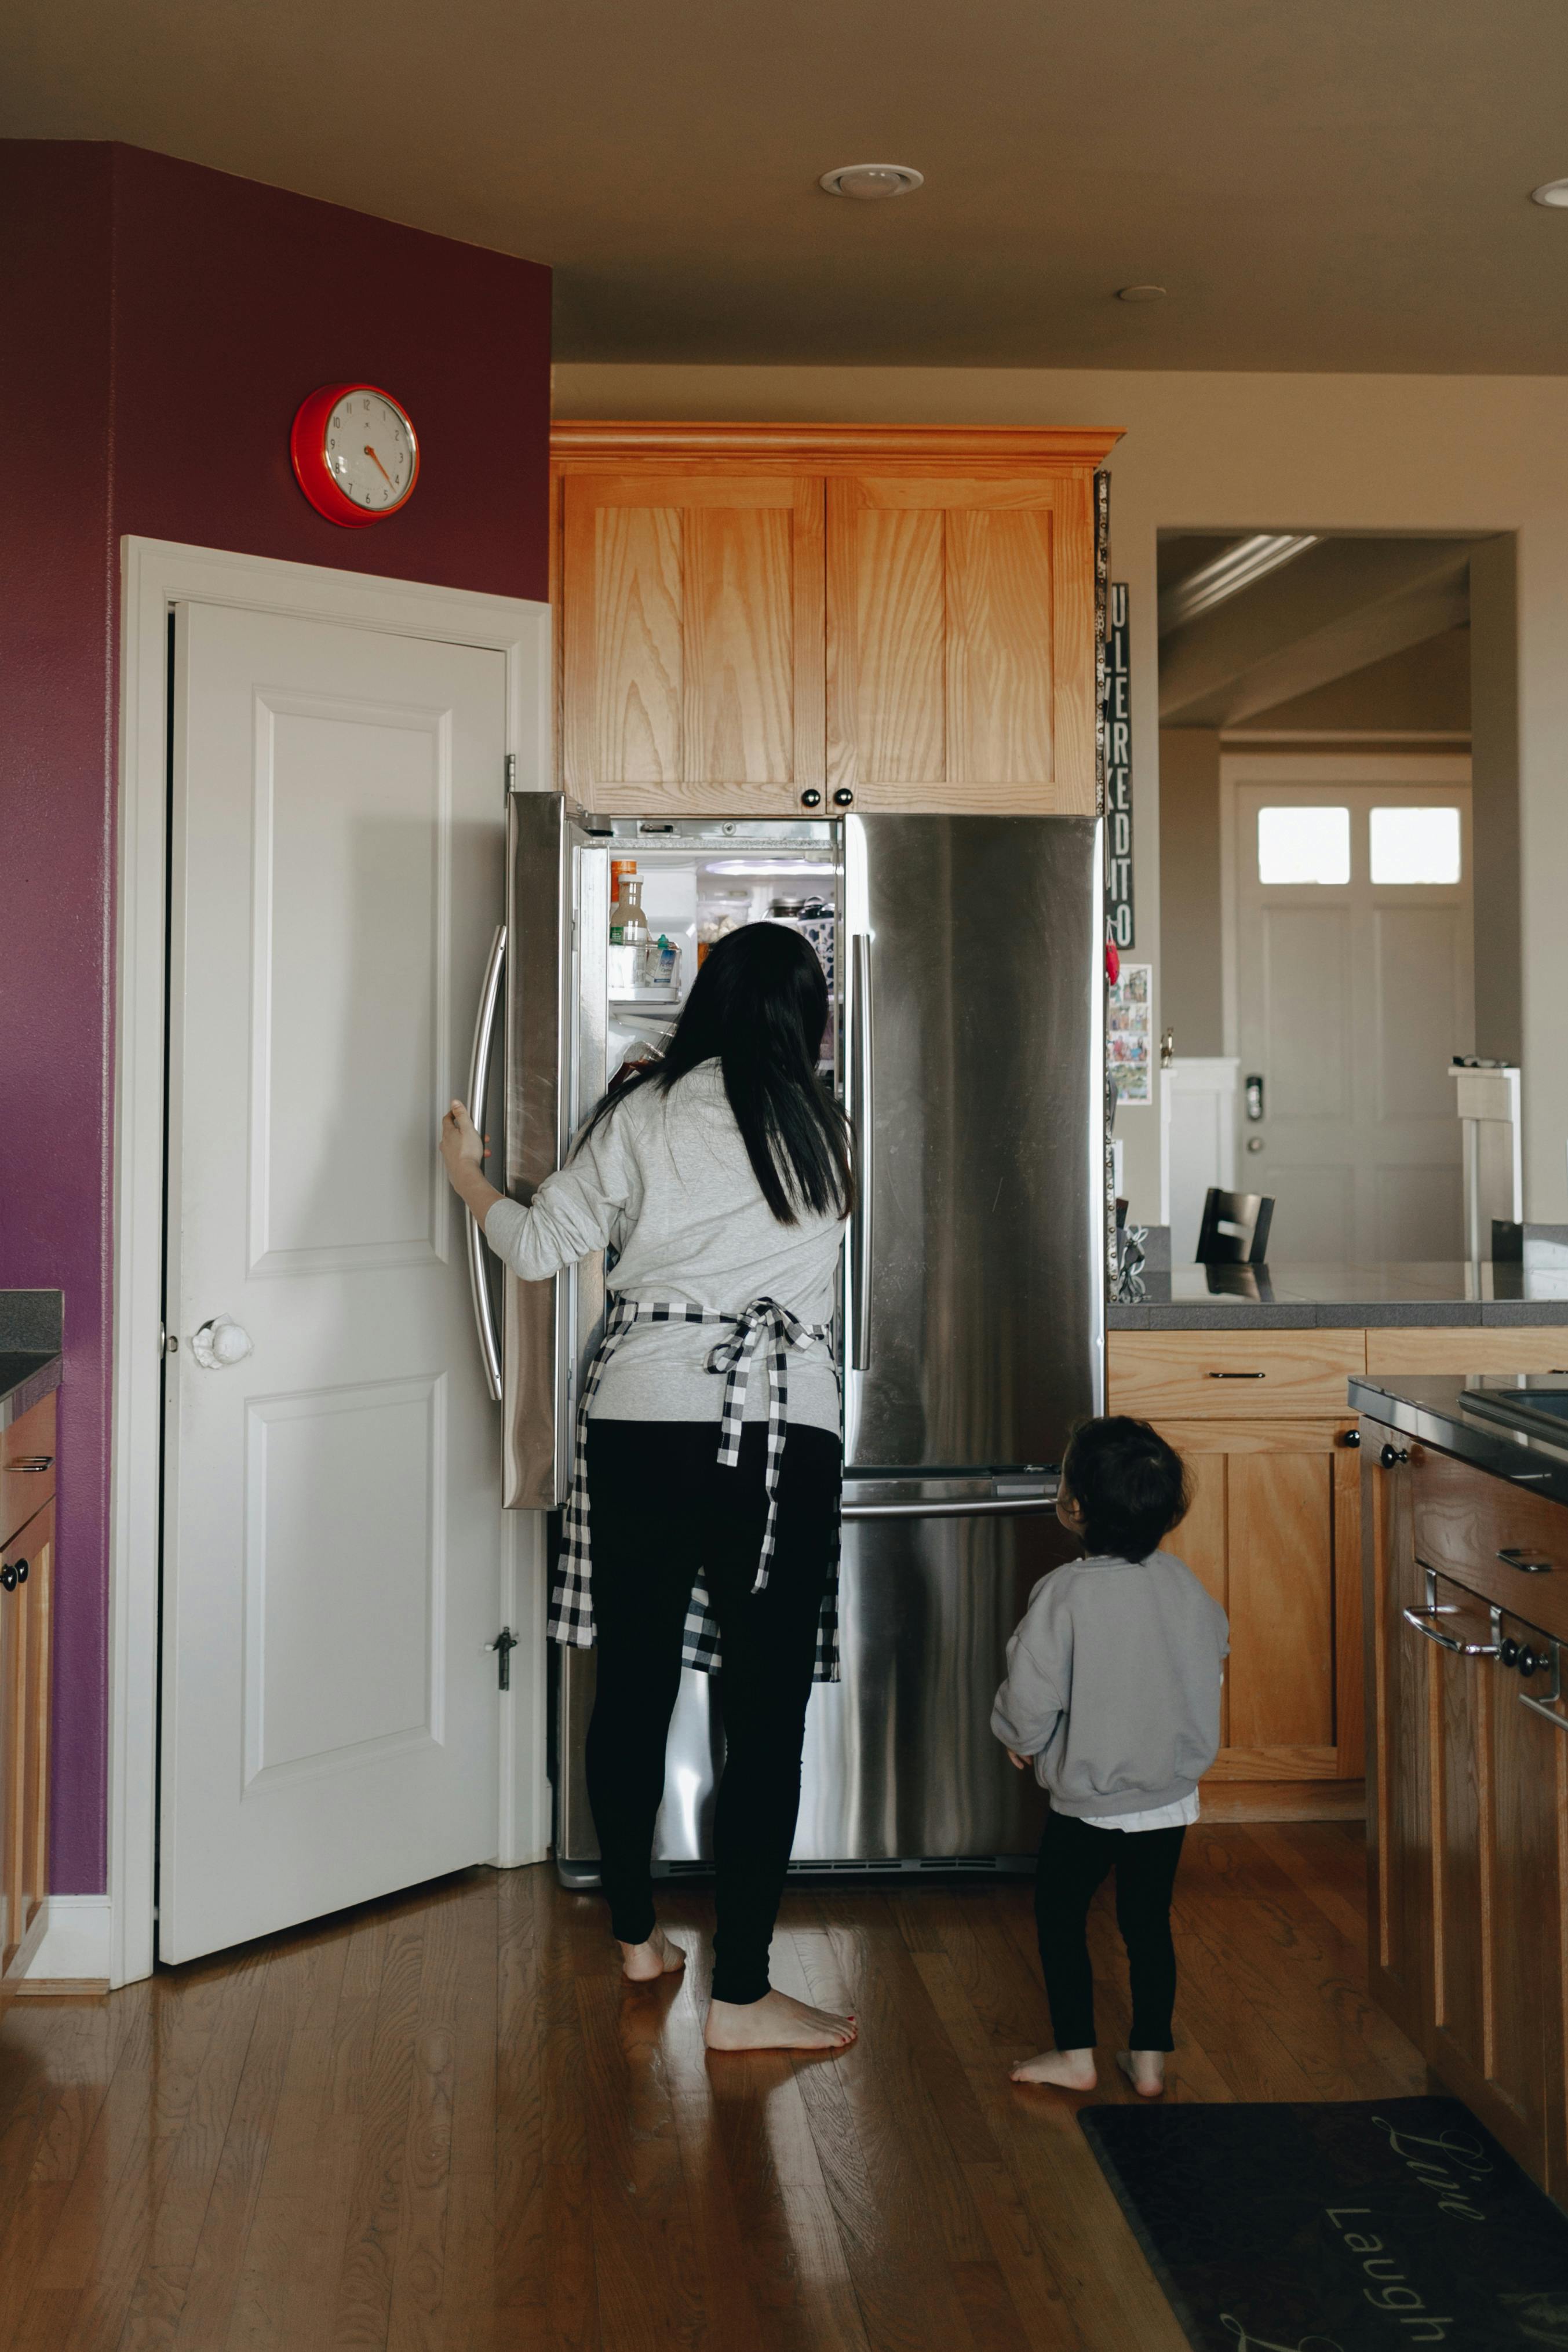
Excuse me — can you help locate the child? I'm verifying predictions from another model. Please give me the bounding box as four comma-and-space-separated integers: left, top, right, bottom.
992, 1415, 1227, 2098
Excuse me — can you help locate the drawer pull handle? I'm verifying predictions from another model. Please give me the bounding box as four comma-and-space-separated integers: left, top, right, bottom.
1402, 1568, 1500, 1658
1206, 1370, 1266, 1380
1498, 1545, 1554, 1574
9, 1454, 53, 1472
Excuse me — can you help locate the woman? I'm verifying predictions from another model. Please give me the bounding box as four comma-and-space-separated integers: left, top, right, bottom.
440, 921, 856, 2052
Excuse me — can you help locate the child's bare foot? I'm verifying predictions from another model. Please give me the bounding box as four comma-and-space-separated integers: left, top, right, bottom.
704, 1990, 857, 2052
618, 1926, 685, 1982
1010, 2047, 1097, 2090
1116, 2048, 1166, 2098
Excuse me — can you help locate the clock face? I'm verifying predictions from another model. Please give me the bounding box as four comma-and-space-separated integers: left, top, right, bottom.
324, 389, 417, 513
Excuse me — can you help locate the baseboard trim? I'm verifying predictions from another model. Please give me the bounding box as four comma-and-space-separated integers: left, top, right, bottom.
20, 1894, 114, 1986
1201, 1778, 1366, 1824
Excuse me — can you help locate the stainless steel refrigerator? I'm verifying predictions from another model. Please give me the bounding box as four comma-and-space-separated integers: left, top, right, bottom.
467, 796, 1105, 1880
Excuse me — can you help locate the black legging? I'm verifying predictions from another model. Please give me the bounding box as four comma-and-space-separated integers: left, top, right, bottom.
1033, 1807, 1187, 2052
581, 1417, 840, 2005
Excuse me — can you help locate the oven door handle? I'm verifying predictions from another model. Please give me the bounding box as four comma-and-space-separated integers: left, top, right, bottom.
842, 1488, 1059, 1522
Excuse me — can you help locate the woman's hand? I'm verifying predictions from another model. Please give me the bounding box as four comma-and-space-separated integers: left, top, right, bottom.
1005, 1749, 1031, 1773
438, 1100, 502, 1229
440, 1100, 486, 1177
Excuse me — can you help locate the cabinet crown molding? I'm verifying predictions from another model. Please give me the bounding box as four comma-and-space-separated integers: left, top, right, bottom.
550, 420, 1125, 472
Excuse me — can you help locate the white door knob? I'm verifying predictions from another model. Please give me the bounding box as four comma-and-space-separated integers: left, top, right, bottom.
191, 1315, 254, 1370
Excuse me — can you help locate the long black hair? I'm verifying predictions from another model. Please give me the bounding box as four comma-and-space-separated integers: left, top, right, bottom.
579, 921, 854, 1225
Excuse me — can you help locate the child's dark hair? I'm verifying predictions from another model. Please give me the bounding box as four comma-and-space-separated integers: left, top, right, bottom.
1062, 1416, 1191, 1563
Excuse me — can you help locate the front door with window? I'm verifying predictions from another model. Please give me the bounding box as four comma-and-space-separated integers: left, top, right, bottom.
161, 601, 508, 1964
1231, 773, 1474, 1260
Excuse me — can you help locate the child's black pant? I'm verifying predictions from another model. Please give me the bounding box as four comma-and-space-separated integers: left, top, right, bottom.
1033, 1807, 1186, 2052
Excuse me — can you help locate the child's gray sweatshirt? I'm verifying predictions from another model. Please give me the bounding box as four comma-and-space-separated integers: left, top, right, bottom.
991, 1551, 1229, 1818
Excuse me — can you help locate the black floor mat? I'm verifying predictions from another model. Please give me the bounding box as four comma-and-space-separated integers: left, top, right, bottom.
1078, 2094, 1568, 2350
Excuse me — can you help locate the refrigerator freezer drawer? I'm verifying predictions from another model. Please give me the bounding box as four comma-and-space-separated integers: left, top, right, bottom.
553, 1504, 1070, 1878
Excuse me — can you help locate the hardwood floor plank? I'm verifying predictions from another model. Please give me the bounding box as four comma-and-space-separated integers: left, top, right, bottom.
327, 1905, 427, 2349
384, 1889, 465, 2352
431, 1872, 498, 2352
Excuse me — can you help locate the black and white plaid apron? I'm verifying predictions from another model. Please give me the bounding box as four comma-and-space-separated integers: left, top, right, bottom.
550, 1295, 840, 1682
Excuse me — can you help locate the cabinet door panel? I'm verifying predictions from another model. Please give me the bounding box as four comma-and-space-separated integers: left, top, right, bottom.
1428, 1579, 1490, 2086
1162, 1442, 1229, 1749
1486, 1636, 1558, 2177
1228, 1449, 1335, 1746
1363, 1434, 1432, 2044
562, 473, 824, 809
826, 471, 1096, 813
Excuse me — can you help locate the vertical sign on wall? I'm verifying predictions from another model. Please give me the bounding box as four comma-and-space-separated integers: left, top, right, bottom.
1104, 584, 1133, 946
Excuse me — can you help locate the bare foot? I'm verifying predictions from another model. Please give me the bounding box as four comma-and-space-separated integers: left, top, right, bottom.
704, 1990, 857, 2052
1010, 2046, 1097, 2090
618, 1927, 685, 1983
1116, 2048, 1166, 2098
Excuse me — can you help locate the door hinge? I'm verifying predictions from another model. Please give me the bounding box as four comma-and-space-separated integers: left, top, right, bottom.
505, 753, 516, 794
488, 1626, 519, 1690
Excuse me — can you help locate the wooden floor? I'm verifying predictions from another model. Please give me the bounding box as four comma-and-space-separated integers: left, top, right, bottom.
0, 1824, 1425, 2351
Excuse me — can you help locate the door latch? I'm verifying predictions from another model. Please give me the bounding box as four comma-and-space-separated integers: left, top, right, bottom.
488, 1626, 519, 1690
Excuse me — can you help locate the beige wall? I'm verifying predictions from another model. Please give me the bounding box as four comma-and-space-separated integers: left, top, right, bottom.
554, 363, 1568, 1223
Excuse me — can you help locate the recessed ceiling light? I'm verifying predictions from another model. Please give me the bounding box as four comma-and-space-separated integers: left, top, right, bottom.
818, 163, 924, 200
1117, 284, 1168, 303
1530, 179, 1568, 207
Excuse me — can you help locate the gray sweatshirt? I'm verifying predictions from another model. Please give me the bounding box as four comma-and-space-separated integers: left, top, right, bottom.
483, 1060, 844, 1432
991, 1551, 1229, 1818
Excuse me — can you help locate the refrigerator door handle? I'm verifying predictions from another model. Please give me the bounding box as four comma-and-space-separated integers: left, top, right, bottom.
465, 923, 506, 1403
841, 1489, 1060, 1522
848, 931, 874, 1370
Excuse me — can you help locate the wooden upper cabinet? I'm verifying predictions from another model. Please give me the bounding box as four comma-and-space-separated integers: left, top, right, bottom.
826, 469, 1099, 812
557, 468, 823, 813
550, 424, 1122, 817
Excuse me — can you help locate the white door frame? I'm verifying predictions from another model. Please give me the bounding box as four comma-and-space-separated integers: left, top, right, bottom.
1218, 748, 1473, 1060
111, 537, 552, 1989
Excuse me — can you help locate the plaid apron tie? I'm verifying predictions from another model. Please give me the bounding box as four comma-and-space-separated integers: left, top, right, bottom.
550, 1295, 840, 1682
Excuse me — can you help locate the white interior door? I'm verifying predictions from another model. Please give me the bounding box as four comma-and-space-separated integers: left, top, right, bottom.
161, 601, 506, 1964
1232, 778, 1474, 1260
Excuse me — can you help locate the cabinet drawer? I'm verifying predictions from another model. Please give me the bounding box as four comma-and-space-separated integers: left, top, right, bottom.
1108, 1330, 1366, 1420
1366, 1328, 1568, 1378
1410, 1442, 1568, 1644
1, 1395, 55, 1548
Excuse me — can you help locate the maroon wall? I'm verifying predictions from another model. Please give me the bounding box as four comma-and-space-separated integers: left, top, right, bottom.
0, 141, 551, 1893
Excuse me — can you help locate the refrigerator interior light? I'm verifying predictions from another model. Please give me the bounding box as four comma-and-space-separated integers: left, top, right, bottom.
702, 858, 833, 877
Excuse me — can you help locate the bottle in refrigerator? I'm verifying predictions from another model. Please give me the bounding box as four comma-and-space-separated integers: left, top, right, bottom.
608, 862, 650, 994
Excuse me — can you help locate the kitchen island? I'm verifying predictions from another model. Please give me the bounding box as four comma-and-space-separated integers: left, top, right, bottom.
1106, 1264, 1568, 1817
1354, 1370, 1568, 2203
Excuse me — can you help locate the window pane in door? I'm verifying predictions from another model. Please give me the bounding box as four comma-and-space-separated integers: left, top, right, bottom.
1369, 804, 1462, 885
1257, 805, 1351, 885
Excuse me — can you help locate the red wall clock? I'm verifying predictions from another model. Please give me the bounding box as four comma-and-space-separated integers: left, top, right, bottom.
290, 383, 420, 527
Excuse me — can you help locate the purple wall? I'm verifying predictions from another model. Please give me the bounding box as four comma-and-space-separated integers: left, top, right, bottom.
0, 141, 551, 1892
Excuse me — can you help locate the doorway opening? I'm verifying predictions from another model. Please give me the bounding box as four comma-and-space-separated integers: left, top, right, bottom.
1157, 529, 1519, 1266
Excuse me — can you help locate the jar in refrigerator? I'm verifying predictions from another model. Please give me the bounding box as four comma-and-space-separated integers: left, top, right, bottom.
608, 863, 650, 994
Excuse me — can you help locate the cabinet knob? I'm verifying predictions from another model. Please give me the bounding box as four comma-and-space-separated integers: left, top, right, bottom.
1339, 1429, 1361, 1449
0, 1562, 16, 1593
1518, 1644, 1545, 1677
1380, 1443, 1409, 1469
14, 1556, 26, 1584
1501, 1636, 1522, 1669
832, 787, 855, 808
799, 789, 823, 809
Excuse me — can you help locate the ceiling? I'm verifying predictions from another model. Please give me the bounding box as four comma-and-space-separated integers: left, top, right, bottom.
8, 0, 1568, 370
1157, 533, 1483, 728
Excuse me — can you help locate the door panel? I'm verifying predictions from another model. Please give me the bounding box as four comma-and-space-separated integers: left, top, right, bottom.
844, 814, 1103, 1471
1235, 778, 1473, 1262
163, 603, 506, 1963
827, 472, 1096, 811
561, 473, 825, 809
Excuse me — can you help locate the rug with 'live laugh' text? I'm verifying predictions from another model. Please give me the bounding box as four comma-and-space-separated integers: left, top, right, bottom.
1078, 2095, 1568, 2350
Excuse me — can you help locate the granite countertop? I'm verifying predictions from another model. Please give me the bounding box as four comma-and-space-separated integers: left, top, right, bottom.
1108, 1261, 1568, 1330
1351, 1371, 1568, 1507
0, 1291, 63, 1427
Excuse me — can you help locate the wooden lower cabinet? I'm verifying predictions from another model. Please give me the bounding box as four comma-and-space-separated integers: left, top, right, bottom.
1362, 1416, 1568, 2200
0, 1494, 53, 2000
1155, 1418, 1363, 1780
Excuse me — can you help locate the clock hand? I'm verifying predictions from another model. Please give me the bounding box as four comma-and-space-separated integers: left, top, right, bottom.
364, 444, 395, 486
